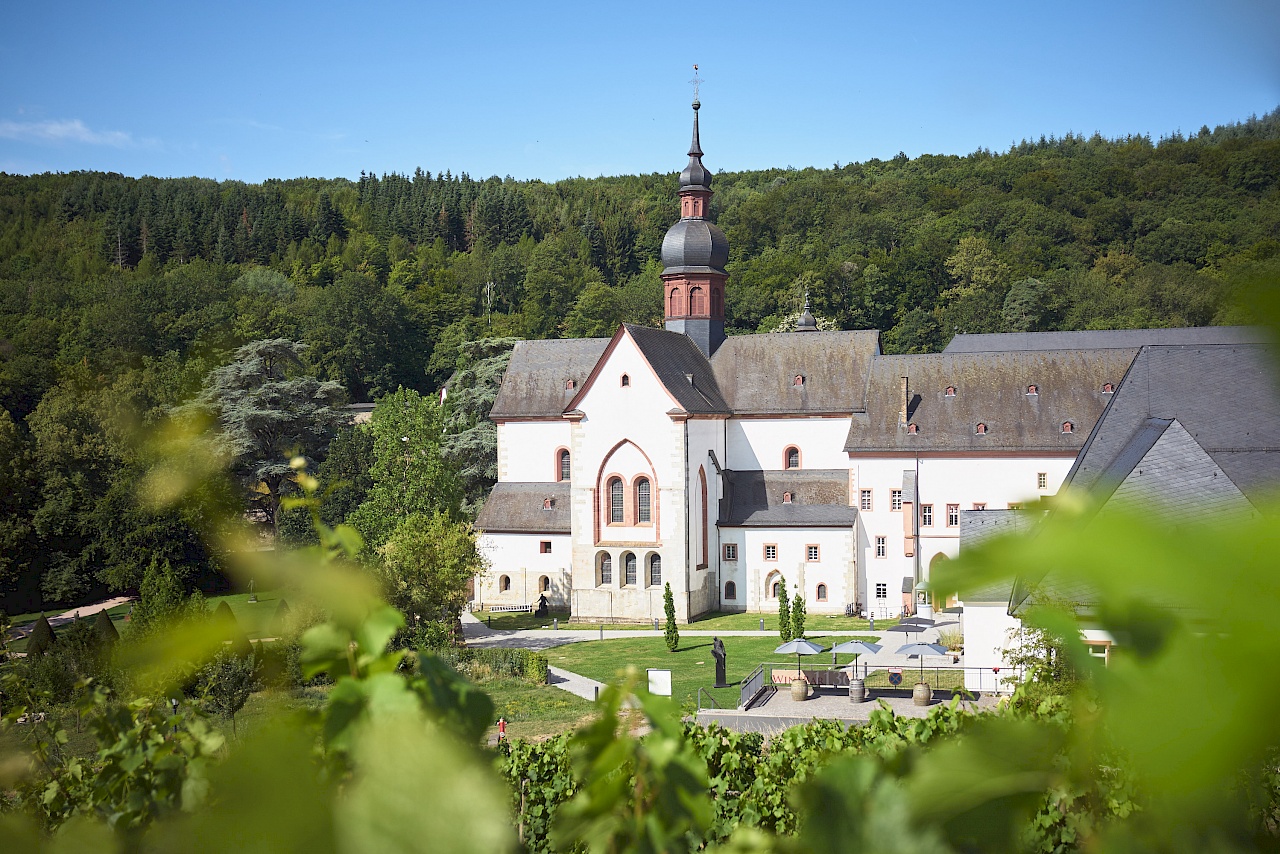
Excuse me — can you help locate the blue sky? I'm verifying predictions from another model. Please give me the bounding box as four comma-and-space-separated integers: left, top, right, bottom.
2, 0, 1277, 183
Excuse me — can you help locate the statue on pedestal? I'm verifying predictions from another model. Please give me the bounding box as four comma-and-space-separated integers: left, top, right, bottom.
712, 636, 728, 687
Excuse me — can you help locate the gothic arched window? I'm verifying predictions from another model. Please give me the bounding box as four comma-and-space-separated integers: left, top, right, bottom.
636, 478, 651, 523
609, 477, 624, 523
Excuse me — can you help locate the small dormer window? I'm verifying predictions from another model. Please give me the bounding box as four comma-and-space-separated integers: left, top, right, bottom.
620, 374, 630, 387
945, 386, 956, 397
782, 491, 793, 504
565, 379, 575, 390
975, 423, 987, 435
1026, 384, 1038, 395
907, 423, 918, 434
1102, 382, 1114, 394
793, 374, 805, 387
543, 497, 555, 510
1062, 421, 1074, 434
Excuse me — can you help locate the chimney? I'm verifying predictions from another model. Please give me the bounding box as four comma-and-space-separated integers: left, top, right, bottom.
899, 377, 909, 426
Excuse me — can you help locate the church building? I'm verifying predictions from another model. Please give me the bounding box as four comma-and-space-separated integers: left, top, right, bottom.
472, 99, 1265, 623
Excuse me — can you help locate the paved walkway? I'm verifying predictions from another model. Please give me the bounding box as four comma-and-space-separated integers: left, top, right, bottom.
8, 595, 136, 640
548, 666, 608, 702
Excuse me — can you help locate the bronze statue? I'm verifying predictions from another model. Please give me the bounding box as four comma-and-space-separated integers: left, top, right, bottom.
712, 636, 727, 687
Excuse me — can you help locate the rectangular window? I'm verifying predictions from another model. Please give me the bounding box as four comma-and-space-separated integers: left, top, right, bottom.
875, 536, 886, 558
723, 543, 737, 561
764, 544, 778, 561
891, 489, 902, 511
860, 489, 873, 511
875, 582, 888, 599
540, 541, 552, 554
946, 504, 959, 527
973, 502, 986, 511
806, 545, 820, 562
921, 504, 933, 526
1037, 472, 1048, 490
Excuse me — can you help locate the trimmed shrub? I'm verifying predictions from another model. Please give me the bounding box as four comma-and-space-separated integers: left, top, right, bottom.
271, 599, 291, 635
439, 647, 549, 684
93, 610, 120, 646
26, 615, 55, 658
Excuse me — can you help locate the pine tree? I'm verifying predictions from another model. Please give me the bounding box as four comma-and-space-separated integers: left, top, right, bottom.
663, 583, 679, 652
272, 599, 291, 636
777, 576, 792, 642
26, 614, 56, 657
791, 590, 806, 640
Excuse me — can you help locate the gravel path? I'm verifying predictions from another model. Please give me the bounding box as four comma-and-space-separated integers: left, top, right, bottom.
8, 595, 136, 640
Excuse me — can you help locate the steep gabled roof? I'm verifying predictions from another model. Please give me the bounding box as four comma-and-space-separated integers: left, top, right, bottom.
623, 324, 731, 414
719, 469, 854, 527
489, 338, 609, 419
943, 326, 1269, 354
474, 483, 571, 533
1063, 343, 1280, 502
844, 349, 1135, 453
956, 510, 1032, 603
710, 330, 880, 415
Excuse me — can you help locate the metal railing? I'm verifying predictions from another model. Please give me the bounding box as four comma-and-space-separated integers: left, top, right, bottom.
758, 661, 1024, 695
696, 687, 723, 711
739, 664, 769, 710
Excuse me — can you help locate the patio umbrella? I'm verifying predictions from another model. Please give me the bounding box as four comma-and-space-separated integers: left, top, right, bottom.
830, 640, 882, 679
900, 616, 936, 628
774, 638, 826, 678
895, 642, 949, 682
885, 624, 924, 640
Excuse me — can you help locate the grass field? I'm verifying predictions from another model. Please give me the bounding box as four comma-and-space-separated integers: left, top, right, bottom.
472, 609, 899, 634
550, 633, 880, 708
482, 676, 596, 742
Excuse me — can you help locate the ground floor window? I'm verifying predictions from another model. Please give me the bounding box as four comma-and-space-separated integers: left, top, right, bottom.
875, 582, 887, 599
724, 580, 737, 600
598, 553, 612, 585
624, 552, 637, 586
500, 575, 511, 592
875, 536, 886, 558
649, 554, 662, 586
723, 543, 737, 560
816, 583, 828, 601
539, 575, 550, 592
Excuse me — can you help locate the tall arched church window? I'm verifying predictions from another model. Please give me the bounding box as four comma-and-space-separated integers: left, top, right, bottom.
649, 554, 662, 586
609, 478, 624, 523
625, 552, 637, 586
636, 478, 651, 523
558, 449, 571, 482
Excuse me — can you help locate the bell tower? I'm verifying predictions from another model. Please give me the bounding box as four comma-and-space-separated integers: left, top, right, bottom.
660, 93, 728, 357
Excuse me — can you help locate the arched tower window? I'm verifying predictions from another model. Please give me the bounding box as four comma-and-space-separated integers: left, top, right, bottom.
609, 478, 624, 523
624, 552, 637, 586
558, 449, 571, 482
689, 286, 706, 315
636, 478, 651, 523
711, 288, 723, 318
649, 554, 662, 586
668, 287, 682, 316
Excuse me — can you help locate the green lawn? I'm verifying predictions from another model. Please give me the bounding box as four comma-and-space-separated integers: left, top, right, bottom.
482, 676, 596, 742
473, 609, 898, 634
550, 633, 880, 709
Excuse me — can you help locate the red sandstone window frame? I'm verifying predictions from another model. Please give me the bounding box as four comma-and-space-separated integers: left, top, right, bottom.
784, 446, 801, 470
874, 536, 886, 558
763, 543, 778, 561
891, 489, 902, 511
816, 583, 828, 602
540, 540, 552, 554
860, 489, 873, 511
921, 504, 933, 526
555, 447, 571, 482
805, 544, 820, 562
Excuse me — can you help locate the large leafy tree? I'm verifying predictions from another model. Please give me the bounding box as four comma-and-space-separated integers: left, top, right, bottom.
441, 337, 518, 515
189, 339, 347, 536
377, 512, 483, 630
348, 387, 460, 552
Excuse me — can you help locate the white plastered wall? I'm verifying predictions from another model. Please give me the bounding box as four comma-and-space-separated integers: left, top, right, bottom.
736, 527, 854, 615
496, 421, 572, 483
726, 417, 852, 470
476, 533, 572, 608
961, 603, 1022, 694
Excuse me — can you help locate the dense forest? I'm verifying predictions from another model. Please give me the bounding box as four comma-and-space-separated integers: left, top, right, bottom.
0, 108, 1277, 612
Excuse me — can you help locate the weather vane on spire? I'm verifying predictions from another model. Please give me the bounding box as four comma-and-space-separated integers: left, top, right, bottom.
689, 64, 703, 103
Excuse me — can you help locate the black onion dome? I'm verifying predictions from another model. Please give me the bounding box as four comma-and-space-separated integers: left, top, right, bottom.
679, 101, 713, 191
661, 219, 729, 274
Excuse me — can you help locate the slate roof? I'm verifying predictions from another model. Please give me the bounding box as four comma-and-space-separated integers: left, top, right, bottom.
474, 483, 571, 534
956, 510, 1031, 603
844, 349, 1136, 453
710, 330, 881, 415
489, 338, 609, 419
943, 326, 1268, 353
624, 324, 732, 414
1064, 344, 1280, 502
719, 469, 854, 527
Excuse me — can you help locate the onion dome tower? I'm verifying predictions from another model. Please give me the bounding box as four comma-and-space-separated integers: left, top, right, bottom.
661, 97, 728, 357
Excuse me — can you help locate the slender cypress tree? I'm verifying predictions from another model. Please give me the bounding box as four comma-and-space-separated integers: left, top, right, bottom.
92, 610, 120, 646
791, 591, 806, 640
663, 583, 679, 652
27, 615, 56, 657
777, 576, 792, 642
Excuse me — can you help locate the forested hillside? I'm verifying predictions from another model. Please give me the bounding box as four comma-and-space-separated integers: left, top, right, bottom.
0, 109, 1277, 612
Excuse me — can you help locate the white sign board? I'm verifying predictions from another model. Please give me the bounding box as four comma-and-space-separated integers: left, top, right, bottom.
647, 668, 672, 697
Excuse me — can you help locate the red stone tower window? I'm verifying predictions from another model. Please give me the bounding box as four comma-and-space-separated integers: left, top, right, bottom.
668, 287, 682, 316
689, 286, 706, 315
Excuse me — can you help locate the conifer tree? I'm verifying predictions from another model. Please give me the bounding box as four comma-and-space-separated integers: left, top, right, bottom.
777, 576, 792, 642
663, 583, 679, 652
92, 609, 120, 646
27, 614, 56, 657
791, 590, 806, 640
